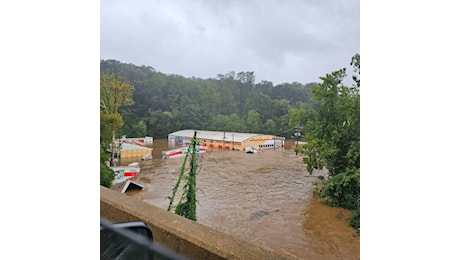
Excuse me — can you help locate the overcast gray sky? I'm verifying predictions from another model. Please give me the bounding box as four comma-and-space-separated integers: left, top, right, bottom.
100, 0, 359, 85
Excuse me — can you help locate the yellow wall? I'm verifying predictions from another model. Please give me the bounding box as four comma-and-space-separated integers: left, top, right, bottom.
241, 135, 275, 148
198, 138, 243, 150
120, 148, 152, 158
196, 135, 276, 151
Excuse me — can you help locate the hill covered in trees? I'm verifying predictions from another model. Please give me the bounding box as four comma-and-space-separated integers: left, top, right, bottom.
100, 59, 318, 139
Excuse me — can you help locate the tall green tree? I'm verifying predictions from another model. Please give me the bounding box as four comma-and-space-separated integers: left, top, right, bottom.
100, 112, 124, 150
299, 54, 360, 231
246, 110, 262, 133
100, 71, 134, 185
263, 119, 277, 135
100, 73, 134, 115
302, 67, 359, 175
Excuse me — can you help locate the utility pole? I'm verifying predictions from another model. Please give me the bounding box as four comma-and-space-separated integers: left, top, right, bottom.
185, 130, 197, 221
168, 131, 198, 221
111, 129, 115, 166
294, 127, 300, 155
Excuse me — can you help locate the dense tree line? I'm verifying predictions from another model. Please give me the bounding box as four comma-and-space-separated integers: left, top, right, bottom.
100, 59, 318, 138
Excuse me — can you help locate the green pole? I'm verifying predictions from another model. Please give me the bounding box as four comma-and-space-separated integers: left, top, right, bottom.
169, 131, 198, 221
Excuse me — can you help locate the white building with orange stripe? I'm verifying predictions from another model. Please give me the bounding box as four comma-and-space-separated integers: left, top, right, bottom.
168, 130, 285, 151
116, 135, 154, 147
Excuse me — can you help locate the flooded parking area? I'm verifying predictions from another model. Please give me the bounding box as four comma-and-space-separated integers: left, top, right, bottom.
114, 139, 359, 259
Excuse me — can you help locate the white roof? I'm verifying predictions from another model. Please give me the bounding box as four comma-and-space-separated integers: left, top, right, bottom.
120, 143, 152, 151
169, 129, 265, 143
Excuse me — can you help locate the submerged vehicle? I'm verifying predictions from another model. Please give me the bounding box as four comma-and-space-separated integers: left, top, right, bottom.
162, 146, 207, 159
245, 146, 263, 153
111, 166, 141, 184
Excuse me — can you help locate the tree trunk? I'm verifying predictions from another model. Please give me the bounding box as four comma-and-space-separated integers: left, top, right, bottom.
111, 129, 115, 166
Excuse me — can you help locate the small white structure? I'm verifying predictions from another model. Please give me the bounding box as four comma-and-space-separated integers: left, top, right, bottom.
117, 136, 154, 147
121, 180, 144, 193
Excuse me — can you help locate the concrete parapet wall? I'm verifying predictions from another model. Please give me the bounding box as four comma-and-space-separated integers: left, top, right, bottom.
100, 186, 294, 260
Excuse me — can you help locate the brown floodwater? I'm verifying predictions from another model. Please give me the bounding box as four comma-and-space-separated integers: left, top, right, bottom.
113, 139, 360, 259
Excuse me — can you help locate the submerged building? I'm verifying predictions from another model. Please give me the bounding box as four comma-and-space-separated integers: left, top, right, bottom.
117, 135, 154, 147
168, 129, 285, 151
116, 143, 153, 158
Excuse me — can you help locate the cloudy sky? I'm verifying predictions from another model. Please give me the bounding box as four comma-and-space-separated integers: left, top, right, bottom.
101, 0, 359, 85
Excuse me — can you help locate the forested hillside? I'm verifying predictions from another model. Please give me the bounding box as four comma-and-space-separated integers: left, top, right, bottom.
100, 59, 318, 139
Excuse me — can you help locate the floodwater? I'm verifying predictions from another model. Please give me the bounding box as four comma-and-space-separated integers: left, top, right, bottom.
113, 139, 360, 259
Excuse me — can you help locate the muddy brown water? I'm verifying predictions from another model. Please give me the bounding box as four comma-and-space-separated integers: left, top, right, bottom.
113, 139, 360, 259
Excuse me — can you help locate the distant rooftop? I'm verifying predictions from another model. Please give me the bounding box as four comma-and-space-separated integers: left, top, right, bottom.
169, 129, 266, 143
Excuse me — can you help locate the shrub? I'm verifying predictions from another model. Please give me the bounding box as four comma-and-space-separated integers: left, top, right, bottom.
100, 149, 114, 188
317, 168, 360, 210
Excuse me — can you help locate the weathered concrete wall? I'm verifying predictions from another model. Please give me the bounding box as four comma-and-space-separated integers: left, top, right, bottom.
100, 186, 295, 260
